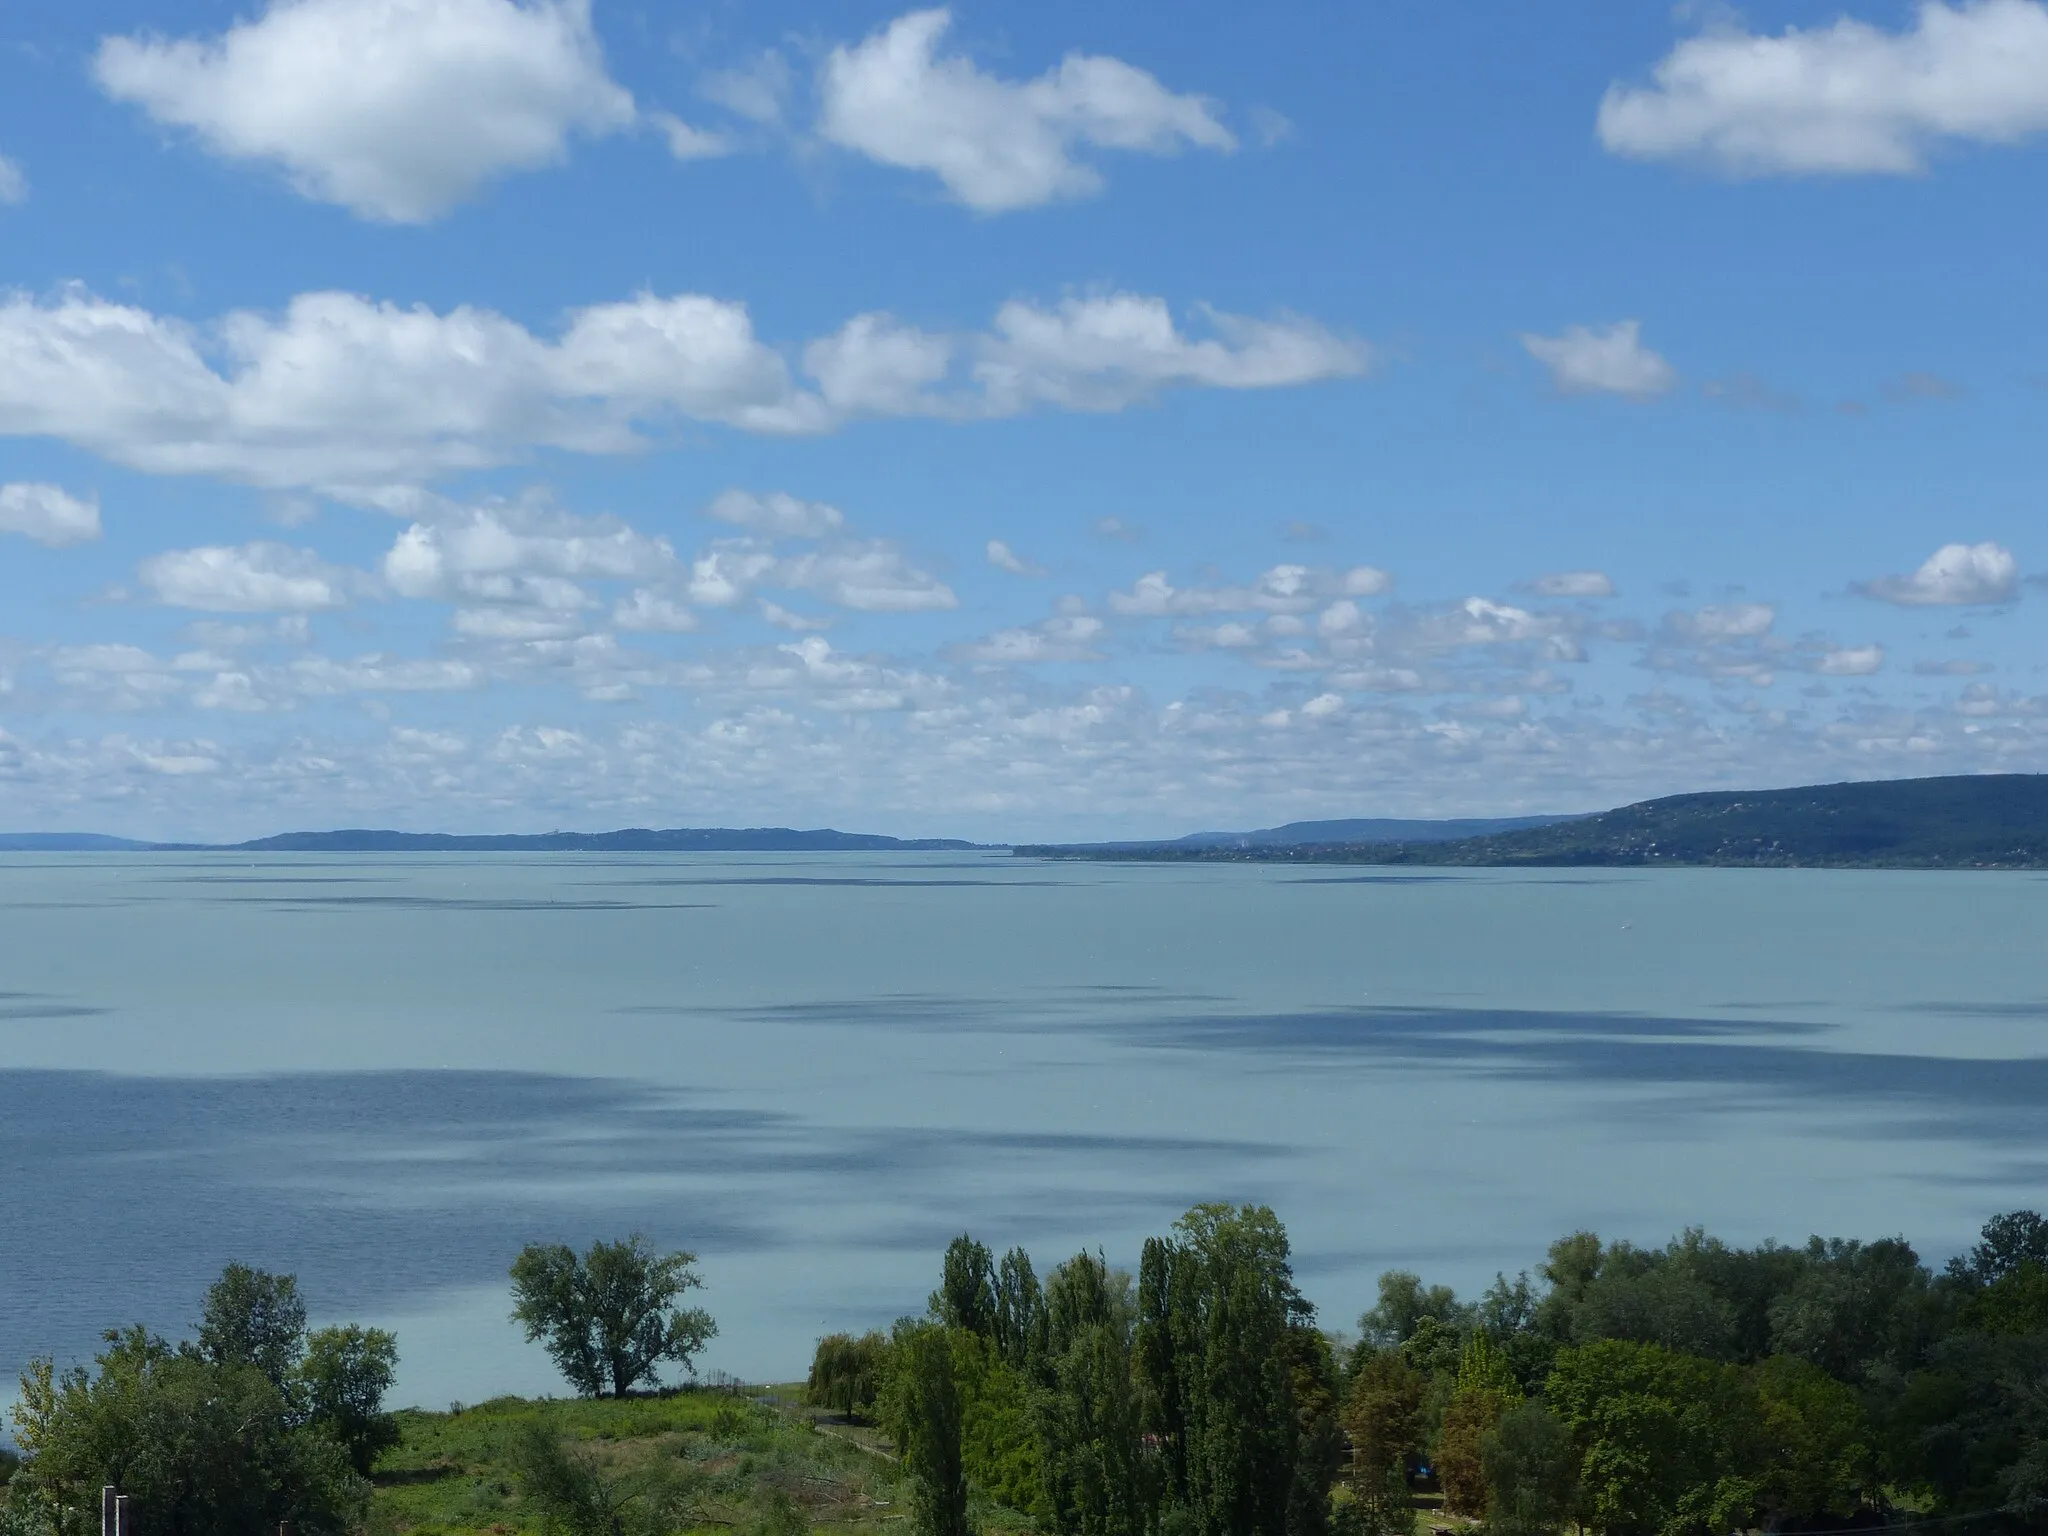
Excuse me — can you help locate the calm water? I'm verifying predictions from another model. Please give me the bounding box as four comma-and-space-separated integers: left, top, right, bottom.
1, 852, 2044, 1410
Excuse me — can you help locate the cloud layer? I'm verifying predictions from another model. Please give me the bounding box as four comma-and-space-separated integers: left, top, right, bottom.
817, 8, 1234, 211
1600, 0, 2048, 175
94, 0, 637, 222
0, 287, 1366, 490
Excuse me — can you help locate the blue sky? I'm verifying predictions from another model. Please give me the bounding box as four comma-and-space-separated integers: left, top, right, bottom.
0, 0, 2044, 840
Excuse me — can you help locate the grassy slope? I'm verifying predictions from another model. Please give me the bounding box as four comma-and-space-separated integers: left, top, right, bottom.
368, 1391, 1030, 1536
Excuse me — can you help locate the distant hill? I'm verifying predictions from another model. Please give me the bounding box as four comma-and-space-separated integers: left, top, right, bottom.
216, 827, 987, 853
1018, 775, 2048, 869
0, 833, 149, 851
1171, 815, 1575, 848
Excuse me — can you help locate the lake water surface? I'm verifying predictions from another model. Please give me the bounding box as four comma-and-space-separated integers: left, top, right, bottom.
1, 852, 2043, 1410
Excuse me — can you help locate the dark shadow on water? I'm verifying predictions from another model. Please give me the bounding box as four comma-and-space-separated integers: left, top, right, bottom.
0, 1067, 1297, 1383
1124, 1005, 2048, 1147
252, 896, 716, 911
582, 877, 1068, 889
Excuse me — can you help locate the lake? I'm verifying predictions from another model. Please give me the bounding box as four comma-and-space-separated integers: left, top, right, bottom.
1, 852, 2043, 1411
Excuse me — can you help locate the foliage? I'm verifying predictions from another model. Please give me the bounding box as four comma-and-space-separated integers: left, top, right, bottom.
1437, 1334, 1519, 1515
1035, 1252, 1145, 1536
1341, 1350, 1425, 1497
934, 1238, 1000, 1339
299, 1324, 401, 1474
9, 1323, 365, 1536
1137, 1203, 1322, 1536
1481, 1399, 1578, 1536
509, 1235, 716, 1399
1357, 1272, 1469, 1351
885, 1320, 972, 1536
810, 1330, 891, 1420
197, 1263, 309, 1393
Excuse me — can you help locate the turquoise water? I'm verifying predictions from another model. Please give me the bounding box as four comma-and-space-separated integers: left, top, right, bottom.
1, 852, 2043, 1409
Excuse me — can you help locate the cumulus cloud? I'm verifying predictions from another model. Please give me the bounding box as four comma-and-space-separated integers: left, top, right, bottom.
704, 489, 845, 538
140, 542, 362, 611
0, 483, 102, 546
384, 500, 673, 598
612, 590, 698, 633
1521, 321, 1677, 398
683, 536, 954, 614
1526, 570, 1616, 598
1108, 564, 1381, 618
0, 153, 25, 205
958, 614, 1104, 663
987, 539, 1046, 576
93, 0, 637, 222
1857, 542, 2019, 605
1598, 0, 2048, 176
817, 8, 1234, 211
0, 286, 1362, 489
1818, 643, 1886, 676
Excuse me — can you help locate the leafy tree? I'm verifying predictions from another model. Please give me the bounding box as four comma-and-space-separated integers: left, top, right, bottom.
1283, 1325, 1342, 1536
1962, 1260, 2048, 1336
1035, 1254, 1146, 1536
885, 1320, 972, 1536
809, 1331, 890, 1420
934, 1236, 999, 1339
994, 1247, 1047, 1371
196, 1263, 308, 1394
1340, 1350, 1424, 1526
1481, 1399, 1578, 1536
1767, 1236, 1932, 1383
951, 1332, 1044, 1522
10, 1325, 364, 1536
1947, 1210, 2048, 1287
298, 1324, 400, 1474
1358, 1272, 1468, 1351
1436, 1333, 1519, 1515
1545, 1339, 1761, 1536
510, 1235, 716, 1398
1750, 1355, 1870, 1520
1137, 1204, 1313, 1536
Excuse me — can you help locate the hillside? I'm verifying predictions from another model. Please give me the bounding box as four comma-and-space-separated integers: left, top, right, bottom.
1019, 774, 2048, 869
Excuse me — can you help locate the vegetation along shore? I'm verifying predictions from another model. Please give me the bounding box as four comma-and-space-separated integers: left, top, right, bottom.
5, 1205, 2045, 1536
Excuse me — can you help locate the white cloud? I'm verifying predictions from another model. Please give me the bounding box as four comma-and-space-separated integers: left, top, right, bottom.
1598, 0, 2048, 176
0, 153, 25, 205
817, 8, 1234, 212
974, 295, 1370, 413
1666, 602, 1777, 640
959, 614, 1104, 663
140, 542, 361, 611
1108, 564, 1382, 619
612, 590, 698, 633
1857, 541, 2020, 605
987, 539, 1046, 577
650, 111, 729, 161
381, 500, 672, 633
1527, 570, 1616, 598
0, 483, 102, 546
1818, 643, 1886, 676
0, 285, 1359, 489
1521, 321, 1676, 398
94, 0, 637, 222
704, 489, 845, 539
775, 543, 957, 613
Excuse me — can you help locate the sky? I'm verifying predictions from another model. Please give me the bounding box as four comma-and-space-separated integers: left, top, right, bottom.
0, 0, 2045, 842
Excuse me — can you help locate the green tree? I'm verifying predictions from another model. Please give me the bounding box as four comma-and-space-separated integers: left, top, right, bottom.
993, 1247, 1047, 1371
1481, 1399, 1578, 1536
1036, 1252, 1146, 1536
809, 1331, 890, 1420
1436, 1333, 1519, 1516
1947, 1210, 2048, 1287
885, 1320, 972, 1536
1545, 1339, 1761, 1536
510, 1235, 717, 1398
297, 1324, 400, 1474
1750, 1355, 1870, 1521
1358, 1272, 1468, 1351
1137, 1204, 1313, 1536
196, 1263, 308, 1394
1341, 1351, 1423, 1527
508, 1418, 698, 1536
10, 1325, 364, 1536
951, 1331, 1044, 1521
934, 1236, 999, 1339
1766, 1237, 1932, 1383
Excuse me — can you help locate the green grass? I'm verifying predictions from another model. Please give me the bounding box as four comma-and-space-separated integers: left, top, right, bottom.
368, 1389, 917, 1536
